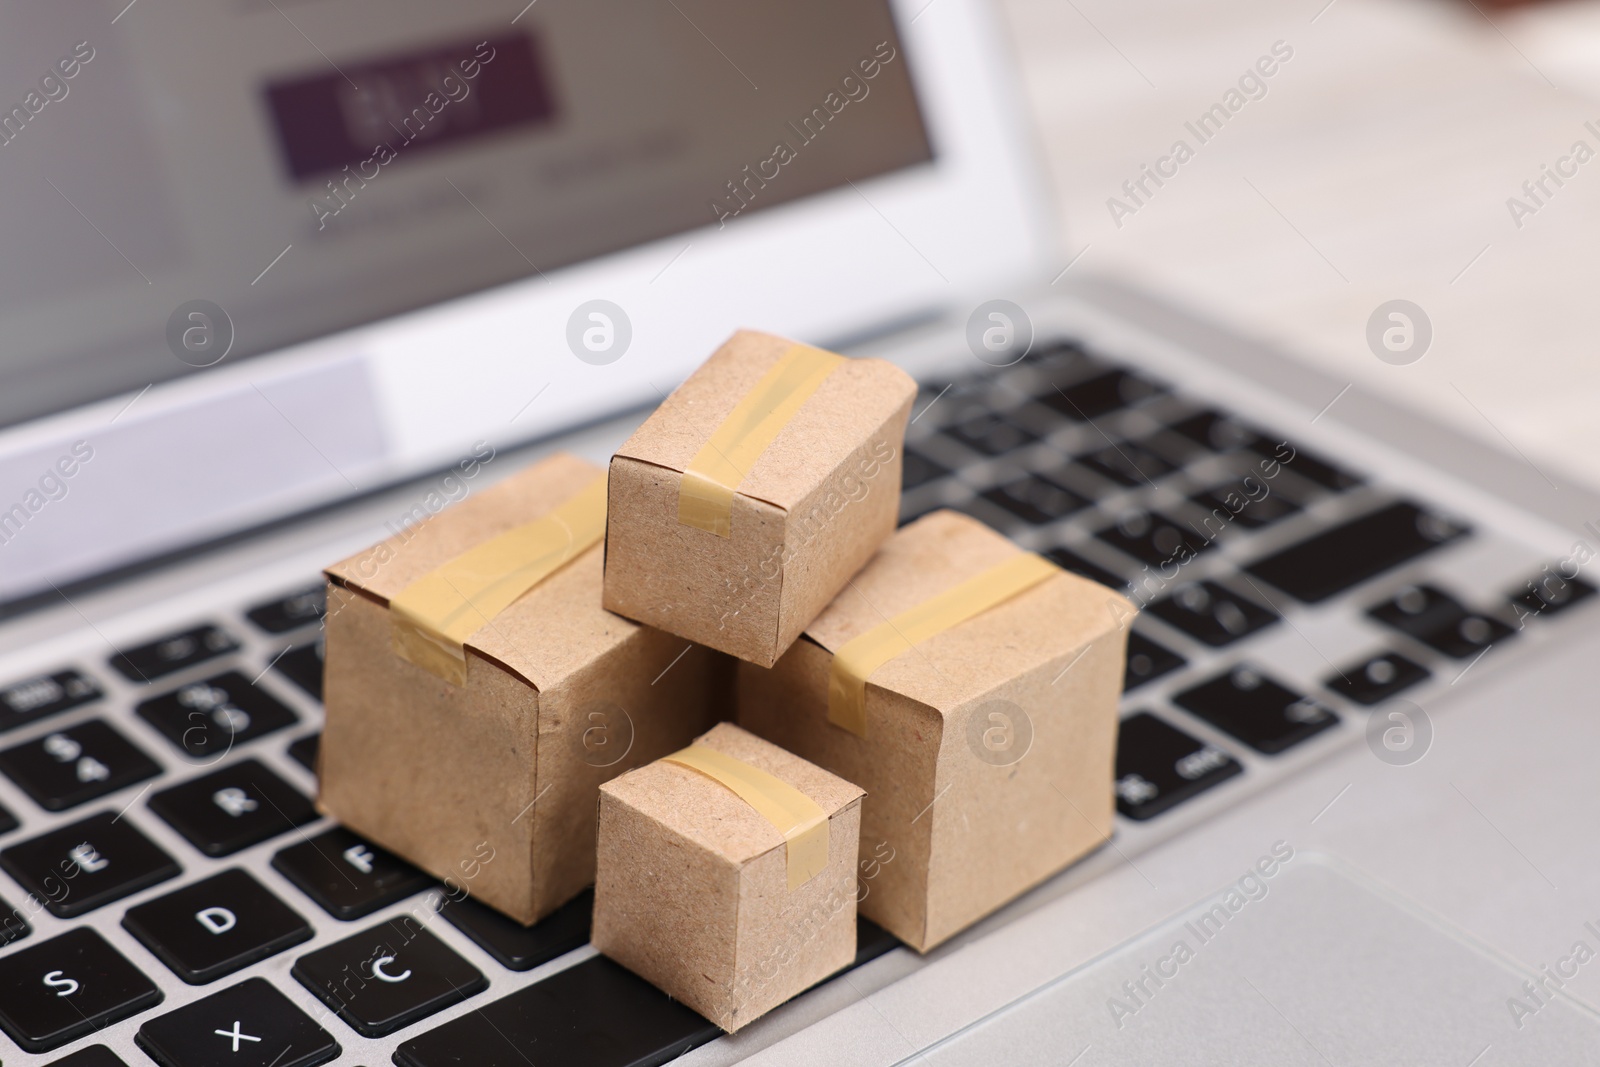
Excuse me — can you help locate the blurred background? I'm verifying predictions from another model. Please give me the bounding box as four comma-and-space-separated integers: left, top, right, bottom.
998, 0, 1600, 487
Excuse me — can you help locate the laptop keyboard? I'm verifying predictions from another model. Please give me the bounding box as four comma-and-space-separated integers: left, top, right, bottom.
0, 338, 1589, 1063
898, 341, 1589, 828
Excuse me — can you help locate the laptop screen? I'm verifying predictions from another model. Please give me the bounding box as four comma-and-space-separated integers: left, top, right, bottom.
0, 1, 931, 429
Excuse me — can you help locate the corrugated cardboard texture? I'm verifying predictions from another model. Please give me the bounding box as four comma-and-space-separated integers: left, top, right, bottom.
593, 723, 863, 1031
319, 453, 728, 925
604, 330, 915, 667
738, 510, 1131, 951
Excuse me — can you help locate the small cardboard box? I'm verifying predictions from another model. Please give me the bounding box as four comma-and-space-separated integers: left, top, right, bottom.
319, 452, 727, 926
604, 330, 916, 668
737, 510, 1132, 951
593, 722, 864, 1031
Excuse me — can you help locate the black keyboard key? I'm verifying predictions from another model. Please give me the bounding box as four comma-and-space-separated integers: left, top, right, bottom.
1365, 584, 1462, 637
294, 915, 488, 1037
1096, 510, 1214, 568
1043, 545, 1131, 593
1326, 652, 1430, 706
393, 955, 718, 1067
1125, 632, 1186, 691
1039, 369, 1165, 421
110, 624, 238, 682
1245, 502, 1468, 604
901, 449, 950, 491
1077, 441, 1173, 487
1513, 568, 1596, 621
135, 976, 339, 1067
1, 812, 180, 918
123, 869, 313, 985
1190, 481, 1302, 530
273, 643, 324, 701
287, 732, 320, 773
1148, 582, 1278, 646
980, 474, 1089, 526
0, 927, 163, 1052
1175, 667, 1339, 754
0, 668, 101, 732
149, 759, 317, 858
1114, 712, 1243, 820
437, 887, 592, 972
0, 720, 162, 812
245, 585, 325, 634
1167, 409, 1261, 453
941, 409, 1036, 456
136, 671, 299, 759
1368, 584, 1512, 659
273, 827, 433, 920
0, 896, 27, 944
48, 1045, 130, 1066
1254, 438, 1361, 491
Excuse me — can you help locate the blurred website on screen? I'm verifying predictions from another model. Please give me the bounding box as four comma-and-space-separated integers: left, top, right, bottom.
0, 0, 930, 428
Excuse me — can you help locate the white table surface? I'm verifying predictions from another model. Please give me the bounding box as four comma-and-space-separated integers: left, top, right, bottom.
996, 0, 1600, 490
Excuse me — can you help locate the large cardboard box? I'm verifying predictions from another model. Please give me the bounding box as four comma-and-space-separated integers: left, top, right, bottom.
737, 510, 1131, 951
593, 723, 863, 1031
319, 452, 727, 926
604, 330, 916, 668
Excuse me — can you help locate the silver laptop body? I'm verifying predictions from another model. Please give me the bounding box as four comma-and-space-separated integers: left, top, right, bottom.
0, 1, 1595, 1064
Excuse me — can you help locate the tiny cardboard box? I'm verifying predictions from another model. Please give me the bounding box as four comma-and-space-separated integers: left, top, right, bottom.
593, 722, 864, 1031
604, 329, 916, 668
319, 452, 727, 926
737, 509, 1132, 951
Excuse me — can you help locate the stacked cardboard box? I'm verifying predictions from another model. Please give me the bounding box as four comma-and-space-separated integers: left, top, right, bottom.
318, 453, 728, 926
318, 329, 1129, 1032
737, 508, 1129, 951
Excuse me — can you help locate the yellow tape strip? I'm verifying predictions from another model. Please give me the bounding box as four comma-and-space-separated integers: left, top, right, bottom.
677, 343, 844, 538
388, 474, 608, 685
663, 744, 830, 891
827, 553, 1059, 736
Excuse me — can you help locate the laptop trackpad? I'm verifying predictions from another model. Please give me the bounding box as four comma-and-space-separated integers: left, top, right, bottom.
918, 855, 1598, 1064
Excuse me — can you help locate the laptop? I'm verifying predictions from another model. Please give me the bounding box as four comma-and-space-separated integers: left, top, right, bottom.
2, 1, 1597, 1064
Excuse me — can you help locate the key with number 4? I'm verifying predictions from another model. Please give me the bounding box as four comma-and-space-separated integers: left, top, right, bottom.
0, 720, 161, 812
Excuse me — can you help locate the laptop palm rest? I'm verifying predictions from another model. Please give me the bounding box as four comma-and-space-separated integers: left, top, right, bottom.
910, 854, 1599, 1065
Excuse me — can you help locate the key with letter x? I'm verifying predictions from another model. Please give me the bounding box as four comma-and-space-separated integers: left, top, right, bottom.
136, 976, 338, 1067
215, 1020, 259, 1051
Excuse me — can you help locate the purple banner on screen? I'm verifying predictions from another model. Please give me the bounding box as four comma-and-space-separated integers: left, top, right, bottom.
265, 33, 555, 181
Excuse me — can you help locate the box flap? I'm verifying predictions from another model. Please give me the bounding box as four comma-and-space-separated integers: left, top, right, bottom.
325, 452, 631, 690
612, 330, 916, 513
804, 510, 1133, 712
